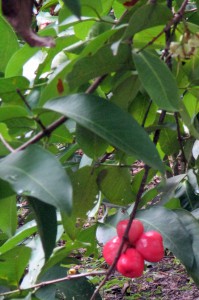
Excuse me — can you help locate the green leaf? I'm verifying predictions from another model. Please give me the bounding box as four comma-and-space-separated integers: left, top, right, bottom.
0, 179, 14, 198
76, 125, 108, 158
0, 77, 30, 103
44, 94, 164, 172
0, 220, 37, 255
124, 3, 173, 38
111, 74, 141, 111
0, 16, 19, 72
173, 209, 199, 285
61, 166, 99, 239
159, 128, 179, 155
5, 45, 38, 77
97, 167, 135, 205
29, 199, 57, 260
66, 44, 132, 90
177, 180, 199, 212
0, 246, 31, 286
133, 51, 179, 111
63, 0, 81, 18
0, 195, 17, 238
0, 145, 72, 214
136, 206, 194, 269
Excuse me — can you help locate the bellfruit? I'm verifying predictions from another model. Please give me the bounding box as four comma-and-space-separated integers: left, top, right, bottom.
117, 219, 144, 245
136, 230, 164, 262
103, 236, 127, 265
117, 248, 144, 278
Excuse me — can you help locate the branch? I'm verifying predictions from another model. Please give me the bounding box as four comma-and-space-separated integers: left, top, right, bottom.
0, 271, 106, 297
0, 134, 14, 152
90, 165, 150, 300
138, 0, 189, 53
13, 75, 107, 153
16, 89, 47, 132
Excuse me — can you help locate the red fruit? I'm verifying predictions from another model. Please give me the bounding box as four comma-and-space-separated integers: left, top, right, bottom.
124, 0, 139, 7
117, 248, 144, 278
117, 219, 144, 245
103, 236, 127, 265
136, 231, 164, 262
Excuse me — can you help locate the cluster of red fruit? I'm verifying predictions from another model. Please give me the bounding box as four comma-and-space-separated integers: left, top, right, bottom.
103, 219, 164, 278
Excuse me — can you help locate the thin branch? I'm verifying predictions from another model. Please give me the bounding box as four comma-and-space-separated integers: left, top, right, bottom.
141, 100, 152, 127
137, 0, 189, 53
16, 89, 47, 132
13, 75, 107, 152
0, 271, 106, 297
0, 134, 14, 152
174, 112, 187, 166
13, 115, 67, 152
90, 165, 150, 300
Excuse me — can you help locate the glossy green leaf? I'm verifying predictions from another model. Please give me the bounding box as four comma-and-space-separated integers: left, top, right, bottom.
44, 94, 164, 172
0, 220, 37, 255
0, 195, 17, 238
29, 199, 57, 260
177, 180, 199, 212
0, 180, 14, 198
61, 166, 99, 239
0, 77, 30, 103
0, 145, 72, 214
5, 45, 38, 77
76, 125, 108, 158
0, 16, 19, 72
0, 246, 31, 286
173, 209, 199, 285
63, 0, 81, 18
0, 105, 29, 120
159, 128, 179, 155
133, 51, 179, 111
97, 167, 135, 205
66, 44, 132, 90
111, 74, 141, 111
124, 3, 172, 38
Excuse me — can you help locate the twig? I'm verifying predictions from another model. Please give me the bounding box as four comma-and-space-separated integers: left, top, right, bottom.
141, 100, 152, 127
13, 75, 107, 152
0, 134, 14, 153
16, 89, 47, 132
137, 0, 189, 53
90, 165, 150, 300
174, 112, 187, 169
0, 271, 106, 297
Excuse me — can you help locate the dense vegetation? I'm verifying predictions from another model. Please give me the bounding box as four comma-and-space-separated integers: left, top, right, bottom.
1, 0, 199, 299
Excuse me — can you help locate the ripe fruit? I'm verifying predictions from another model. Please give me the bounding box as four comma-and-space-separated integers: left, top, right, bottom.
117, 248, 144, 278
136, 231, 164, 262
117, 219, 144, 245
103, 236, 127, 265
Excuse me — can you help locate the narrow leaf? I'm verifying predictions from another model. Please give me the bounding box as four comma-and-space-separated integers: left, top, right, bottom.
0, 145, 72, 214
133, 51, 179, 111
0, 195, 17, 238
173, 209, 199, 285
29, 198, 57, 260
44, 94, 164, 172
